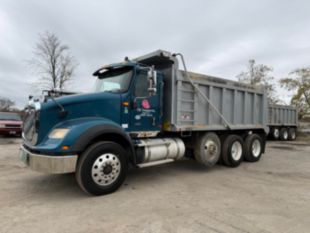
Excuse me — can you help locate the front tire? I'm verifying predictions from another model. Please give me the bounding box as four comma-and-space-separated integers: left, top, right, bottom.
222, 135, 244, 167
76, 141, 128, 195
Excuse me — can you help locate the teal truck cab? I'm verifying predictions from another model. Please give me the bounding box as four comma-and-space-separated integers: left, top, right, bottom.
20, 50, 267, 195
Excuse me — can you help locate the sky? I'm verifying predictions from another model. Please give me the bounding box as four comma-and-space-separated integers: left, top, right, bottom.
0, 0, 310, 108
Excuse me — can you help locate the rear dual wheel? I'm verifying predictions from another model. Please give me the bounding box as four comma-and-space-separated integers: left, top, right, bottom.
194, 133, 221, 167
244, 134, 263, 162
280, 128, 289, 141
272, 128, 280, 140
221, 134, 263, 167
273, 127, 296, 141
222, 135, 244, 167
288, 128, 297, 140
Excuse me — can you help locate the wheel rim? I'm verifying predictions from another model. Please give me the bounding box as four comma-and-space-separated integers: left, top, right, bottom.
274, 129, 279, 138
204, 139, 218, 159
252, 139, 261, 157
283, 130, 288, 139
231, 141, 242, 161
91, 153, 121, 186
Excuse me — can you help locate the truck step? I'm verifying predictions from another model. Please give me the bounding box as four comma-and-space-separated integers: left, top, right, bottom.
137, 159, 174, 168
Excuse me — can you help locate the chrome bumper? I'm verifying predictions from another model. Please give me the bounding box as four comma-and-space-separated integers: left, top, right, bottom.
19, 145, 78, 174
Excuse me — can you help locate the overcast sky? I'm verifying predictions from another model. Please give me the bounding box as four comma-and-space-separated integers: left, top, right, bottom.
0, 0, 310, 108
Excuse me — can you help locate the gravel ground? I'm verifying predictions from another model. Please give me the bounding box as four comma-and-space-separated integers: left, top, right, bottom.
0, 137, 310, 233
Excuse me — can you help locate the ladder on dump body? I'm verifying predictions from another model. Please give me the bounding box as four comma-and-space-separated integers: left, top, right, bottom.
173, 53, 231, 130
178, 76, 196, 125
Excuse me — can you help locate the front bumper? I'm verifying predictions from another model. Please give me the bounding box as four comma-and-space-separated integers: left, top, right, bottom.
19, 145, 78, 174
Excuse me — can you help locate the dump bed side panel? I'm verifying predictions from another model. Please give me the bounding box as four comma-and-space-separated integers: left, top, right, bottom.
167, 70, 268, 132
268, 105, 298, 127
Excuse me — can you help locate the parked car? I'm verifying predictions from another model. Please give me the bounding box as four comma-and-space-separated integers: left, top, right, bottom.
0, 112, 22, 137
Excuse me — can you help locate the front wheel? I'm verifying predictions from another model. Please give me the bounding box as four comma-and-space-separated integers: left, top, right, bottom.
76, 141, 128, 195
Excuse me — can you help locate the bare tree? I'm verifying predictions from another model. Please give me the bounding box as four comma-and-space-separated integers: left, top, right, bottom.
29, 31, 78, 91
237, 59, 279, 104
0, 97, 15, 111
280, 67, 310, 119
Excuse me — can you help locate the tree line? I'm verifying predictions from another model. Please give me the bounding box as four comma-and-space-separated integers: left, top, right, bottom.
1, 31, 309, 120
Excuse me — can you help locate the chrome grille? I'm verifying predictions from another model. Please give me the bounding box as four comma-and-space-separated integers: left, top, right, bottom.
23, 109, 39, 145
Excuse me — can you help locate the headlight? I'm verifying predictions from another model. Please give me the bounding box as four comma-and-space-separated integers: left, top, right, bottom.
0, 124, 5, 128
48, 128, 70, 139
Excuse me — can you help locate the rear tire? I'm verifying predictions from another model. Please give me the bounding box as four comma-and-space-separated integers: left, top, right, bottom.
244, 134, 263, 162
76, 141, 128, 195
288, 128, 297, 140
222, 135, 244, 167
272, 128, 280, 140
279, 128, 288, 141
194, 133, 221, 167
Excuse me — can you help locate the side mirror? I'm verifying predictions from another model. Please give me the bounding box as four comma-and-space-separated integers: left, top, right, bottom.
147, 68, 157, 96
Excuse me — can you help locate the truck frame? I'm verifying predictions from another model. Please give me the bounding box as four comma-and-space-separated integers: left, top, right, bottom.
20, 50, 268, 195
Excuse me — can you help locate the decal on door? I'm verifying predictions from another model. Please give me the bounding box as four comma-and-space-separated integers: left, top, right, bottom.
142, 99, 150, 109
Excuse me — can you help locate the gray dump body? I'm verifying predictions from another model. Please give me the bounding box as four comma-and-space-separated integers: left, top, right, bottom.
268, 105, 298, 127
135, 50, 268, 133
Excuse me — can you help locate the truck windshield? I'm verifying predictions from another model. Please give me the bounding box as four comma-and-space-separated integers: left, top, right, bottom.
94, 67, 133, 93
0, 112, 21, 121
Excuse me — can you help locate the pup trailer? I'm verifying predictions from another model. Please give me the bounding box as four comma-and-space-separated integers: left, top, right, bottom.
268, 104, 298, 140
20, 50, 268, 195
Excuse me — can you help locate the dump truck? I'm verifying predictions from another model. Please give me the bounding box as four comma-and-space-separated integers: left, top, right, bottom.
268, 104, 298, 140
20, 50, 268, 195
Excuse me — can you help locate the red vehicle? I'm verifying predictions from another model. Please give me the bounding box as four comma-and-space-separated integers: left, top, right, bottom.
0, 112, 22, 136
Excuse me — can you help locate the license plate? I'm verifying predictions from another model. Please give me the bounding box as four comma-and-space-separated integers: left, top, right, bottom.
19, 149, 29, 165
9, 131, 16, 135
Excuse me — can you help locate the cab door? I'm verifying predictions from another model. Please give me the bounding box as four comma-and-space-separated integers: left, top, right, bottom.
129, 70, 162, 134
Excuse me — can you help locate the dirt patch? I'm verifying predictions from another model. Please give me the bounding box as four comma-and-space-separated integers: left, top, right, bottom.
270, 145, 295, 150
0, 140, 310, 233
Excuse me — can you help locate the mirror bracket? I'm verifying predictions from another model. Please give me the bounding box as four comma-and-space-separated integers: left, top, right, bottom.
147, 66, 157, 96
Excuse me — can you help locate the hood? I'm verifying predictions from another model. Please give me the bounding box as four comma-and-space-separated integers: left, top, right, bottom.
37, 92, 122, 144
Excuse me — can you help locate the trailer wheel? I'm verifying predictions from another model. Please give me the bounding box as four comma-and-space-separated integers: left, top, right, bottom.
279, 128, 288, 141
194, 133, 221, 167
244, 134, 263, 162
222, 135, 244, 167
288, 128, 297, 140
76, 141, 128, 195
272, 128, 280, 140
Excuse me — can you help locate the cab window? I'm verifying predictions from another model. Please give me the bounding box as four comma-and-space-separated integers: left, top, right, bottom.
134, 71, 149, 97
